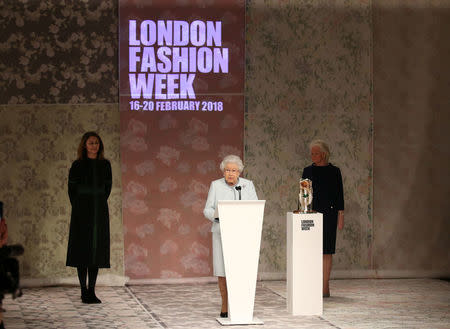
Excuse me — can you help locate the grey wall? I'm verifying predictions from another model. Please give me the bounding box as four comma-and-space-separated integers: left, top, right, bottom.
373, 0, 450, 276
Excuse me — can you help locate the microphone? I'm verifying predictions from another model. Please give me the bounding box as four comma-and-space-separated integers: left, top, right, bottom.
235, 186, 242, 200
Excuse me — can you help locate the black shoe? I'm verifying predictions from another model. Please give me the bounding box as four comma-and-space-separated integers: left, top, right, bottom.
0, 320, 5, 329
87, 288, 101, 304
220, 312, 228, 318
89, 294, 101, 304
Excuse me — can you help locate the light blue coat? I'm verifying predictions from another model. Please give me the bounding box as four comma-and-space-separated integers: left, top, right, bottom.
203, 177, 258, 276
203, 177, 258, 232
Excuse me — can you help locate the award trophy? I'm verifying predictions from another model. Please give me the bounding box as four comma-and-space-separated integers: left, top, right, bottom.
294, 178, 313, 213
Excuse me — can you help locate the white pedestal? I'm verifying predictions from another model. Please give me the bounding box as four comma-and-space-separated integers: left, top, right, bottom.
286, 212, 323, 316
217, 200, 266, 325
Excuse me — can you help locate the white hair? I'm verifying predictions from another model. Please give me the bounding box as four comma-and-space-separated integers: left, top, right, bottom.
310, 139, 330, 162
220, 155, 244, 173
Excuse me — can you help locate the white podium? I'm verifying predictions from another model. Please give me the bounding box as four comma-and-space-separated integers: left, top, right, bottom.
286, 212, 323, 315
216, 200, 266, 325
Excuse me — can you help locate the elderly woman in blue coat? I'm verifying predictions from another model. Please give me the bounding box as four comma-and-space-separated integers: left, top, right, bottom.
203, 154, 258, 318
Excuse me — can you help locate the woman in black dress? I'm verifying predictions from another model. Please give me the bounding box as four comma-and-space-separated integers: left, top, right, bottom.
302, 140, 344, 297
66, 132, 112, 304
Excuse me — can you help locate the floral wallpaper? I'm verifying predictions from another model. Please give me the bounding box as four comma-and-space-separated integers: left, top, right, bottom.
245, 0, 373, 273
0, 0, 378, 281
0, 104, 123, 279
0, 0, 118, 104
120, 111, 244, 279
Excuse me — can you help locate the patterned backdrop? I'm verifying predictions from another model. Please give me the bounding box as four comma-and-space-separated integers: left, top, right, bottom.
120, 111, 244, 279
0, 0, 372, 281
0, 0, 118, 104
118, 1, 246, 279
245, 0, 372, 273
0, 104, 123, 279
2, 1, 446, 282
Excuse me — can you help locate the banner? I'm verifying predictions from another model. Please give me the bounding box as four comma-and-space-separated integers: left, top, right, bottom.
119, 0, 245, 279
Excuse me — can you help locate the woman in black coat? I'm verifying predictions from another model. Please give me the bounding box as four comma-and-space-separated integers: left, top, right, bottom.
66, 132, 112, 304
302, 140, 344, 298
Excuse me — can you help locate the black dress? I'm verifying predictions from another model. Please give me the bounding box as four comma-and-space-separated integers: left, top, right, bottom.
66, 159, 112, 268
302, 163, 344, 254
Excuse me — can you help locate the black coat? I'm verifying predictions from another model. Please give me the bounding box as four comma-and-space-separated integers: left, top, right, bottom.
66, 159, 112, 268
302, 163, 344, 254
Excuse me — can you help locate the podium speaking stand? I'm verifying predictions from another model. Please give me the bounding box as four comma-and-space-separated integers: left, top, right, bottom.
216, 200, 266, 325
286, 212, 323, 315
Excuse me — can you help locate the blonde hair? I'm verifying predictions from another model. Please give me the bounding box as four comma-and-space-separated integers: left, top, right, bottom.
310, 139, 330, 163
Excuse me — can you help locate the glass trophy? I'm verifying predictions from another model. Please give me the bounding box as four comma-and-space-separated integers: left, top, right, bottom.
295, 178, 313, 213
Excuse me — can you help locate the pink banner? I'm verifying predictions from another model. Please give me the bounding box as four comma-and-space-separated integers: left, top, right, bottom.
119, 0, 245, 279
